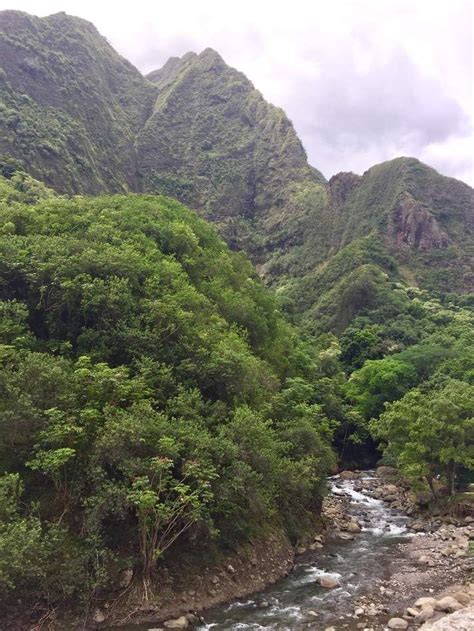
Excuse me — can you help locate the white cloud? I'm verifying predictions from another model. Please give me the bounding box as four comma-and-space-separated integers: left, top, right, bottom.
2, 0, 472, 184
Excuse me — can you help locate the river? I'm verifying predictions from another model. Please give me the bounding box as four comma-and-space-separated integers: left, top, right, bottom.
196, 472, 409, 630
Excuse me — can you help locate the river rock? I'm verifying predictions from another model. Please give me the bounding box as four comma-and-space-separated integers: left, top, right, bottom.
347, 521, 362, 533
310, 541, 323, 550
452, 591, 471, 605
435, 596, 464, 613
376, 466, 398, 477
337, 532, 355, 541
163, 616, 189, 629
185, 613, 199, 624
416, 606, 434, 622
318, 576, 340, 588
420, 604, 474, 630
415, 597, 437, 608
340, 470, 359, 480
406, 607, 419, 616
388, 618, 408, 629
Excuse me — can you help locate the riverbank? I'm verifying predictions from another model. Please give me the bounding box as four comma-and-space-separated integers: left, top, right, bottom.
318, 470, 474, 630
9, 469, 472, 630
89, 469, 474, 630
84, 530, 294, 630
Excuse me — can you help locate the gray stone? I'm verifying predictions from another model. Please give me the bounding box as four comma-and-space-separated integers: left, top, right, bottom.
387, 618, 408, 629
376, 466, 398, 477
93, 609, 106, 624
340, 470, 359, 480
415, 597, 437, 608
420, 604, 474, 630
452, 592, 471, 606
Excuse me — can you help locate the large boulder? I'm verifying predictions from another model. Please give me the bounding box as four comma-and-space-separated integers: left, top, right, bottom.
420, 604, 474, 630
415, 597, 437, 608
376, 466, 398, 477
452, 592, 472, 606
416, 606, 435, 622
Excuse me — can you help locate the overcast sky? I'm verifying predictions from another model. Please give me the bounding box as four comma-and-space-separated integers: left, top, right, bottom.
3, 0, 473, 184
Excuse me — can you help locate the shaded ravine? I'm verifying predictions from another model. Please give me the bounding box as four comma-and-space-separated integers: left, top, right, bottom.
197, 472, 409, 630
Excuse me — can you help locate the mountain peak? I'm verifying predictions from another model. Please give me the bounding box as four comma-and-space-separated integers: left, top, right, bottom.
198, 47, 224, 61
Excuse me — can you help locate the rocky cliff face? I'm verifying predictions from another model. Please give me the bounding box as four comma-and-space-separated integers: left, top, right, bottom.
389, 193, 450, 251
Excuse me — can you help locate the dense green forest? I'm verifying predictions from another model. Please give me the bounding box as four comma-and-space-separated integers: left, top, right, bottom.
0, 172, 338, 608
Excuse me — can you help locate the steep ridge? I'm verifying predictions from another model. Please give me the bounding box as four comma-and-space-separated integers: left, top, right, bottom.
0, 10, 155, 193
140, 48, 325, 255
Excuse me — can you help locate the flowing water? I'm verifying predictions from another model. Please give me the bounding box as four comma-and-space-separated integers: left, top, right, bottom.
197, 472, 409, 630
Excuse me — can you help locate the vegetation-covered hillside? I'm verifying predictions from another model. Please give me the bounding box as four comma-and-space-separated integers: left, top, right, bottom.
0, 10, 155, 193
0, 173, 337, 615
1, 11, 471, 301
277, 158, 474, 338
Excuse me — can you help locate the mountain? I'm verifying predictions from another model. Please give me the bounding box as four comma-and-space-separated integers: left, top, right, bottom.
274, 157, 474, 326
0, 10, 155, 193
0, 10, 472, 310
0, 10, 324, 258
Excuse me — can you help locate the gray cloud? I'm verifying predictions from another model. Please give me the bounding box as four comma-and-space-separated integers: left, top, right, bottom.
2, 0, 473, 184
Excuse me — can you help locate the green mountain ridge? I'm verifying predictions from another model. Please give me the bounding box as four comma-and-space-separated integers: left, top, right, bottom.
274, 158, 474, 318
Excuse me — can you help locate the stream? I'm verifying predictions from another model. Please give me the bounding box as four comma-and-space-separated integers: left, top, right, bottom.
197, 472, 409, 630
